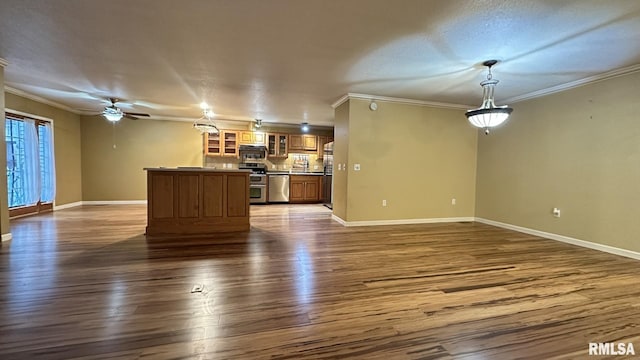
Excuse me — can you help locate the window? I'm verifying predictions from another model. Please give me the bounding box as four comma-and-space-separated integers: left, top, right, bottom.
5, 113, 56, 217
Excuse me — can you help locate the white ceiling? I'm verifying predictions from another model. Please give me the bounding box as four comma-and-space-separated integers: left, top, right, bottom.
1, 0, 640, 127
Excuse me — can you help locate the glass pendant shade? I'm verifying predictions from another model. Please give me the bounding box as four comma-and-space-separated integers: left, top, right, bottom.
193, 118, 219, 134
465, 61, 513, 134
193, 106, 219, 134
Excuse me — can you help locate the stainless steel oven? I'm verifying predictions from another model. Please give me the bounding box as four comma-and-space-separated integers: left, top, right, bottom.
249, 174, 267, 204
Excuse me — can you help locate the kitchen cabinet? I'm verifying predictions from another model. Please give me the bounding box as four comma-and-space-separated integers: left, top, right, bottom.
317, 136, 334, 158
288, 134, 317, 152
205, 131, 238, 157
239, 131, 266, 144
267, 133, 288, 158
289, 175, 321, 203
204, 132, 221, 155
145, 168, 250, 235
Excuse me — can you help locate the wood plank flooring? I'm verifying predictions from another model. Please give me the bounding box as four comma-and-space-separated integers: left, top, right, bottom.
1, 204, 640, 359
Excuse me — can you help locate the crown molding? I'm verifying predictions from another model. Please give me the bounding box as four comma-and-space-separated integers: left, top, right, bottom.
0, 58, 8, 67
331, 92, 471, 110
504, 63, 640, 104
331, 94, 351, 109
4, 86, 80, 114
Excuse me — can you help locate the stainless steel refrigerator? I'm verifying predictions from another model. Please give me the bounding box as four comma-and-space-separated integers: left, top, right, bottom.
322, 141, 334, 209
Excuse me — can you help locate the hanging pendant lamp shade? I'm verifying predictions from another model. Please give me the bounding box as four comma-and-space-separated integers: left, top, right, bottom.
465, 60, 513, 135
193, 107, 219, 134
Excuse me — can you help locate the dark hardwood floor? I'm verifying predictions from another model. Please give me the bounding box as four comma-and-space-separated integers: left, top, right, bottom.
1, 204, 639, 359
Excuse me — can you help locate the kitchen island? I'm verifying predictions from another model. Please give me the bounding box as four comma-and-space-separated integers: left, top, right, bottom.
144, 167, 250, 236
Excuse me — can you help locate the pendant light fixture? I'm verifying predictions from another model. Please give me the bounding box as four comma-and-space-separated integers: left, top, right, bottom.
465, 60, 513, 135
193, 102, 219, 134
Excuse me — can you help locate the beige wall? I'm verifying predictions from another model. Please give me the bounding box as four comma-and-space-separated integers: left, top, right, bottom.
335, 99, 477, 222
81, 115, 203, 200
332, 101, 350, 220
5, 92, 83, 206
476, 70, 640, 252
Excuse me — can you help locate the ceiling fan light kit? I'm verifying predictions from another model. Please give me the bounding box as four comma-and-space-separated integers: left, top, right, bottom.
102, 97, 150, 122
103, 106, 124, 122
465, 60, 513, 135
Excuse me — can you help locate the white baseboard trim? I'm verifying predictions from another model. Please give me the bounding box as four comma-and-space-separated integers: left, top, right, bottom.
1, 233, 12, 242
53, 200, 147, 209
475, 217, 640, 261
53, 201, 83, 211
82, 200, 147, 205
332, 215, 475, 227
331, 214, 347, 225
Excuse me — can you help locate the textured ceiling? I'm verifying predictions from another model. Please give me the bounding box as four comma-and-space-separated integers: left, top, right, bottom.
1, 0, 640, 127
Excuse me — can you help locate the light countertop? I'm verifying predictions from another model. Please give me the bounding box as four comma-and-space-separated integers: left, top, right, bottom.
144, 167, 251, 173
268, 171, 324, 176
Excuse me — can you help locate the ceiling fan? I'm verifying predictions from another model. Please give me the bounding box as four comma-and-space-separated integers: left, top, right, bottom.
102, 98, 150, 122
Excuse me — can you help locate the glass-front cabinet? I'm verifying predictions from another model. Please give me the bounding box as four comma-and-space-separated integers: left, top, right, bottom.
205, 130, 238, 157
267, 133, 288, 158
205, 132, 221, 155
223, 131, 238, 156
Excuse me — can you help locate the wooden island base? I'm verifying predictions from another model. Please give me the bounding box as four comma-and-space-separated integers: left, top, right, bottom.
144, 168, 250, 236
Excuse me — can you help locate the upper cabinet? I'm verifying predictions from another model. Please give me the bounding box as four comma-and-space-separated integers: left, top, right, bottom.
267, 133, 288, 158
289, 134, 317, 152
204, 132, 221, 155
206, 129, 331, 158
205, 130, 238, 157
239, 131, 267, 145
222, 131, 239, 156
317, 136, 334, 158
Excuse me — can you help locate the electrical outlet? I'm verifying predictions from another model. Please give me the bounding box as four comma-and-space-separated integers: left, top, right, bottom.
451, 198, 456, 205
382, 199, 387, 207
553, 208, 561, 217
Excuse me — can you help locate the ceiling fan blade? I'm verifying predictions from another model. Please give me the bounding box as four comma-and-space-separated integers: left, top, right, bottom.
123, 114, 139, 120
124, 112, 150, 117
